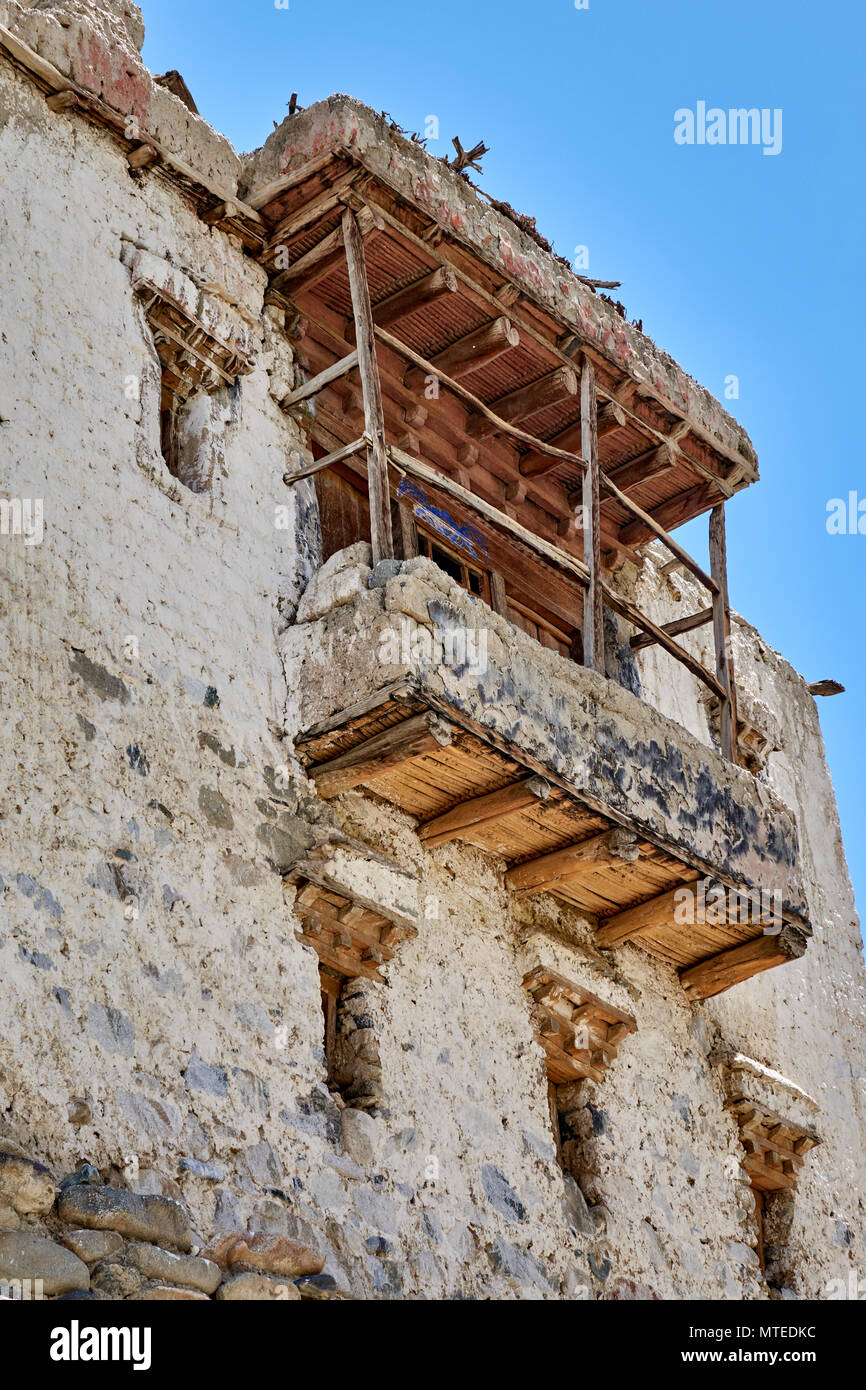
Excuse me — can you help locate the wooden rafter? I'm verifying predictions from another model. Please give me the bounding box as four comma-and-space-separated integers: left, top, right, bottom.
309, 710, 453, 798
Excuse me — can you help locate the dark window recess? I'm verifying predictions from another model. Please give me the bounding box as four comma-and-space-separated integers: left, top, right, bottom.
319, 967, 344, 1085
416, 529, 490, 602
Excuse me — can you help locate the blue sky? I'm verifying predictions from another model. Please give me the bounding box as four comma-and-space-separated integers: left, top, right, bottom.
141, 0, 864, 925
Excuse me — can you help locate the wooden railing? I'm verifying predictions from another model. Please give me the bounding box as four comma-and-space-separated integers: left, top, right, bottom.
283, 208, 740, 766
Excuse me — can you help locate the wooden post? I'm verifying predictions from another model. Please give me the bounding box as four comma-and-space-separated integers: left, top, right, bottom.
709, 503, 738, 763
580, 358, 604, 673
341, 208, 393, 563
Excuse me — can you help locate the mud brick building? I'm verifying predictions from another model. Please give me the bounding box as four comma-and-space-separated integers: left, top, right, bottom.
0, 0, 864, 1301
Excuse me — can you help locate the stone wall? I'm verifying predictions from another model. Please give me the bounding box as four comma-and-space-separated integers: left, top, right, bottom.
1, 0, 864, 1301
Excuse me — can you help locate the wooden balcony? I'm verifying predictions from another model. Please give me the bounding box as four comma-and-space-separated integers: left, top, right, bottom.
287, 556, 812, 1001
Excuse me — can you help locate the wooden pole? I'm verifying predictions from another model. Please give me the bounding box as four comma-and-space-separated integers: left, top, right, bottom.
581, 359, 604, 674
341, 208, 394, 564
709, 503, 738, 763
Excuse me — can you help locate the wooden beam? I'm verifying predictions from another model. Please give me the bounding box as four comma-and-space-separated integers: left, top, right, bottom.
282, 435, 370, 484
468, 365, 578, 439
519, 401, 625, 478
279, 349, 359, 409
342, 208, 394, 563
581, 359, 604, 674
403, 316, 519, 390
600, 468, 719, 595
373, 266, 459, 328
264, 171, 359, 253
271, 224, 345, 295
709, 503, 739, 764
309, 711, 452, 798
619, 481, 720, 549
630, 606, 713, 651
602, 589, 726, 699
374, 325, 587, 471
506, 827, 639, 896
602, 443, 675, 496
679, 924, 808, 1000
595, 881, 697, 949
419, 775, 550, 847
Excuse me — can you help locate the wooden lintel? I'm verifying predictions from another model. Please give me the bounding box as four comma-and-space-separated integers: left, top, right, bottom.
679, 924, 808, 1000
418, 774, 550, 847
468, 365, 578, 439
630, 606, 713, 651
506, 827, 640, 896
403, 316, 519, 391
372, 266, 459, 328
309, 710, 452, 798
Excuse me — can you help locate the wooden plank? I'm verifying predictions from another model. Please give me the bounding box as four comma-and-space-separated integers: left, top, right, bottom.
419, 775, 551, 846
630, 606, 714, 651
310, 710, 452, 798
581, 359, 604, 674
679, 925, 808, 1000
506, 827, 639, 896
283, 435, 370, 484
280, 349, 359, 409
343, 208, 394, 563
373, 266, 458, 327
709, 503, 739, 764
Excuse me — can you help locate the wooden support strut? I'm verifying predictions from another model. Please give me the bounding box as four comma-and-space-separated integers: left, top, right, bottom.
505, 827, 640, 896
282, 435, 371, 485
467, 365, 578, 440
709, 502, 739, 764
630, 606, 714, 651
279, 349, 359, 410
309, 711, 452, 798
581, 359, 604, 674
519, 401, 626, 478
342, 208, 394, 564
418, 775, 550, 847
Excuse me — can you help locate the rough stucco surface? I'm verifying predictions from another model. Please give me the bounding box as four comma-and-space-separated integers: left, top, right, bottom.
1, 0, 865, 1302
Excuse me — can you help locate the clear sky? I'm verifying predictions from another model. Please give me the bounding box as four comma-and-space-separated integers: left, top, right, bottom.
141, 0, 864, 926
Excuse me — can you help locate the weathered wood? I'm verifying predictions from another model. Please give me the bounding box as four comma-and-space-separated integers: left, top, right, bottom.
375, 326, 587, 470
468, 365, 578, 439
403, 316, 519, 390
310, 710, 452, 798
373, 266, 458, 328
280, 349, 359, 409
679, 924, 808, 1000
630, 606, 713, 651
581, 359, 604, 673
388, 443, 589, 588
602, 589, 726, 700
506, 827, 639, 896
342, 208, 394, 563
488, 569, 509, 617
519, 401, 625, 479
282, 435, 370, 484
126, 142, 160, 170
600, 467, 719, 594
271, 223, 345, 294
264, 171, 359, 251
619, 481, 720, 549
419, 775, 550, 847
709, 503, 738, 764
603, 443, 675, 496
595, 882, 697, 949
